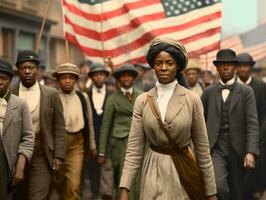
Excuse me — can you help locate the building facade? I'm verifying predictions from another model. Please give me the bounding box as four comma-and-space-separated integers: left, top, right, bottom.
0, 0, 84, 69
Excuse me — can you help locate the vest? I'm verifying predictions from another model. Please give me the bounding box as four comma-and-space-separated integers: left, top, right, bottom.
220, 94, 231, 133
76, 91, 90, 152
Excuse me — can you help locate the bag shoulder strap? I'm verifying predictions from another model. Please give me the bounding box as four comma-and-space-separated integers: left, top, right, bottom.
147, 94, 180, 150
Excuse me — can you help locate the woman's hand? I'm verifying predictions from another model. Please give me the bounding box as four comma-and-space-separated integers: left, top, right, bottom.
119, 188, 129, 200
207, 194, 218, 200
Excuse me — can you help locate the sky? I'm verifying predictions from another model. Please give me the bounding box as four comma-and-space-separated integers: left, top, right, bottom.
221, 0, 258, 39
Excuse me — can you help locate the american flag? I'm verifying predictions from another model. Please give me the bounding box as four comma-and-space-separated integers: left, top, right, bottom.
199, 35, 266, 71
62, 0, 222, 66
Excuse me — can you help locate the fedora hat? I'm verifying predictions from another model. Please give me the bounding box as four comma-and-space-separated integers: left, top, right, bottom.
15, 50, 40, 67
53, 63, 80, 79
184, 59, 202, 73
113, 63, 138, 79
213, 49, 239, 66
88, 62, 110, 77
236, 53, 256, 66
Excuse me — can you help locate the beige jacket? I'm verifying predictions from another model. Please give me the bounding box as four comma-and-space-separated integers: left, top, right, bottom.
120, 85, 217, 196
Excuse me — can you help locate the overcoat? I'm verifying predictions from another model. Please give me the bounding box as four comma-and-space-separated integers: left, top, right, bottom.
120, 85, 216, 199
1, 94, 35, 173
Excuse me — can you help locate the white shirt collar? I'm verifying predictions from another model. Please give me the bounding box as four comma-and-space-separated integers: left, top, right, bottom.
121, 87, 133, 95
92, 84, 106, 93
156, 80, 177, 93
219, 77, 235, 86
20, 81, 39, 91
237, 76, 252, 85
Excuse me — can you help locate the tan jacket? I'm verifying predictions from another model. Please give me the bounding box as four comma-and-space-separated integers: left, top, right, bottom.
120, 85, 216, 196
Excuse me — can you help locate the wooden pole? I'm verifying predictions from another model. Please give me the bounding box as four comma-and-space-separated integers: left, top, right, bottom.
35, 0, 53, 53
65, 39, 71, 62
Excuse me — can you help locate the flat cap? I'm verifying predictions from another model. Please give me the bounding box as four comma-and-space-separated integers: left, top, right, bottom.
0, 58, 14, 78
53, 63, 80, 78
15, 50, 40, 66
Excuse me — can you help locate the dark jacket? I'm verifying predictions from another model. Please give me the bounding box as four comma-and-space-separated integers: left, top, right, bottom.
201, 82, 259, 160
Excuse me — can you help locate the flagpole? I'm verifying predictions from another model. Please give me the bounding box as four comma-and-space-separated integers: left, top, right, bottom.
35, 0, 53, 53
65, 39, 71, 62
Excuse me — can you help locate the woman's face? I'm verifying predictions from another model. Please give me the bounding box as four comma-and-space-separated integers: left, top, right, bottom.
154, 51, 180, 84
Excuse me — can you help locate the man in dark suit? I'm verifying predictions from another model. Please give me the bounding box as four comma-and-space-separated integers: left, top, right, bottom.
85, 62, 114, 200
236, 53, 266, 199
11, 50, 66, 200
201, 49, 259, 200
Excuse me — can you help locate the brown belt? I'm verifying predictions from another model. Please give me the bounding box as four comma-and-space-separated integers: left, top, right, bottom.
150, 144, 189, 155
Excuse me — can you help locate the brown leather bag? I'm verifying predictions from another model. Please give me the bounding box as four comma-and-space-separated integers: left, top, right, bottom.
147, 94, 206, 200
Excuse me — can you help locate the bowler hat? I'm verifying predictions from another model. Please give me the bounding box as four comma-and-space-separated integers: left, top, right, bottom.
15, 50, 40, 66
236, 53, 256, 66
0, 58, 14, 78
213, 49, 239, 66
113, 64, 138, 79
88, 62, 110, 77
53, 63, 80, 79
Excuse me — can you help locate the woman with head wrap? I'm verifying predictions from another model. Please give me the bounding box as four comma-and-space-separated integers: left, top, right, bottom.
119, 38, 217, 200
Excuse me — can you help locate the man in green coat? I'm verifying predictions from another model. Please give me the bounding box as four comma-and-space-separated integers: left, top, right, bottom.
98, 64, 142, 199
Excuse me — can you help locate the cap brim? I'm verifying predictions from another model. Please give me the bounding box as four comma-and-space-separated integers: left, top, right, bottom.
213, 60, 239, 66
52, 71, 80, 79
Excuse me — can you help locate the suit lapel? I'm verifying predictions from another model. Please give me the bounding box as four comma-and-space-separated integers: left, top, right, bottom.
229, 83, 241, 114
147, 88, 162, 120
214, 84, 222, 114
2, 96, 17, 135
39, 85, 49, 128
164, 86, 187, 124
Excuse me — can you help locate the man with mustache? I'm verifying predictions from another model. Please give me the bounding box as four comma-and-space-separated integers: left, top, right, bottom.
11, 50, 66, 200
201, 49, 259, 199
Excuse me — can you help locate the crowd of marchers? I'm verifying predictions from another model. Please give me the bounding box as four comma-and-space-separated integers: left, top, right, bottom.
1, 37, 266, 200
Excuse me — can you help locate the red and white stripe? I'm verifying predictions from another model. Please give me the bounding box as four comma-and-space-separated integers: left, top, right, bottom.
62, 0, 223, 66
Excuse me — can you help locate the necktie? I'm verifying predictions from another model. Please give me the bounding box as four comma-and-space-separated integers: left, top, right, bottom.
125, 92, 132, 102
219, 84, 234, 91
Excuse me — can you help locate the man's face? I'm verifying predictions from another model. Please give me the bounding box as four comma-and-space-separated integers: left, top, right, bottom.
0, 73, 11, 98
216, 62, 236, 83
236, 64, 252, 82
185, 69, 199, 87
119, 72, 135, 89
17, 61, 38, 88
91, 71, 107, 88
58, 73, 77, 93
